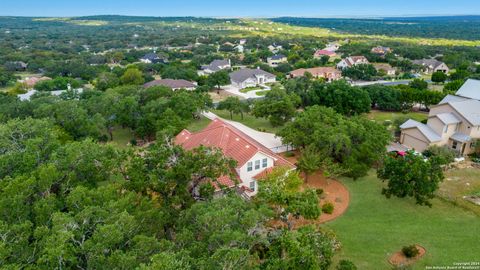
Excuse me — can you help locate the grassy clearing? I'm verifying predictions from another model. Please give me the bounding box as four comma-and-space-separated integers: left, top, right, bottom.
367, 110, 428, 124
325, 171, 480, 270
221, 19, 480, 47
211, 109, 281, 133
186, 116, 212, 132
440, 167, 480, 215
108, 127, 134, 149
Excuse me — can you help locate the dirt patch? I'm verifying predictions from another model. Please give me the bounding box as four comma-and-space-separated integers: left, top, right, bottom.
270, 151, 350, 228
388, 245, 426, 267
209, 90, 237, 103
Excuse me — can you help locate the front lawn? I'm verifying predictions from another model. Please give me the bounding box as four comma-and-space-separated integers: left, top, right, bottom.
239, 86, 263, 93
367, 110, 428, 123
440, 167, 480, 216
326, 171, 480, 270
211, 109, 281, 133
255, 90, 269, 96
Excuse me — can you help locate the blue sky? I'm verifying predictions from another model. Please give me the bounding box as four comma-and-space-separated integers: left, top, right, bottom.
0, 0, 479, 17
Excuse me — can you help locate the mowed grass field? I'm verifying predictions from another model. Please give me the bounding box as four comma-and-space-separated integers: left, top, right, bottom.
440, 168, 480, 216
325, 171, 480, 270
367, 110, 429, 124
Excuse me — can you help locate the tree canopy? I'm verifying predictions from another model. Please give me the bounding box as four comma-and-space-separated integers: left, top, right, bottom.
377, 151, 445, 207
278, 105, 391, 179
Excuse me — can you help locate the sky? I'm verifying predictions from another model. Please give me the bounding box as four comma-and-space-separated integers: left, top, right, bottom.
0, 0, 479, 18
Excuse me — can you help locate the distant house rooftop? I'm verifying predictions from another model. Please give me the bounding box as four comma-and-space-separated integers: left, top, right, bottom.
269, 54, 286, 60
229, 68, 275, 84
201, 59, 231, 72
143, 79, 196, 90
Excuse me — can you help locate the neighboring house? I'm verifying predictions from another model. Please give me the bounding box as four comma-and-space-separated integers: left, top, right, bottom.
175, 118, 295, 196
235, 45, 244, 53
229, 68, 276, 89
267, 54, 287, 67
223, 41, 235, 47
336, 56, 369, 69
400, 79, 480, 155
18, 88, 84, 101
412, 59, 449, 74
324, 42, 341, 52
21, 76, 51, 88
289, 67, 342, 82
139, 53, 166, 64
314, 50, 336, 58
371, 46, 392, 56
200, 59, 231, 75
143, 79, 197, 90
268, 44, 282, 53
373, 63, 396, 76
6, 61, 28, 71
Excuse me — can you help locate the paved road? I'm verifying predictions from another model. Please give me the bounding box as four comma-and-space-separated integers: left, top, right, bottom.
352, 80, 432, 87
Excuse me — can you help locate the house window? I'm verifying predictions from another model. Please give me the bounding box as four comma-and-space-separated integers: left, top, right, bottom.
444, 125, 448, 133
255, 160, 260, 170
452, 141, 458, 150
262, 158, 268, 168
249, 181, 256, 192
247, 162, 253, 172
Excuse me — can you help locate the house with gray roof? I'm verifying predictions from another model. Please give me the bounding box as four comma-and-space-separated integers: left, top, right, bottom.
143, 79, 197, 90
229, 68, 276, 89
267, 54, 287, 67
412, 59, 449, 74
140, 53, 167, 64
200, 59, 231, 75
455, 79, 480, 100
400, 80, 480, 155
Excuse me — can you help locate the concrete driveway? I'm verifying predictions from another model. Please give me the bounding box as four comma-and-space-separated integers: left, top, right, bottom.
223, 84, 271, 99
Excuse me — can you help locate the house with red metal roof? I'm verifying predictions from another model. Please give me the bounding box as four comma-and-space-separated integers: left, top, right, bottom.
175, 118, 296, 196
314, 49, 337, 58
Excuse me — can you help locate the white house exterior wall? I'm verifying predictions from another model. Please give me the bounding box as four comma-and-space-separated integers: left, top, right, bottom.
238, 152, 274, 195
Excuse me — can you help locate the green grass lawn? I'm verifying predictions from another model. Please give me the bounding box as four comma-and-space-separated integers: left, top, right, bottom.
186, 116, 212, 132
239, 86, 263, 93
367, 110, 428, 123
440, 167, 480, 216
255, 90, 269, 96
211, 109, 281, 133
325, 171, 480, 270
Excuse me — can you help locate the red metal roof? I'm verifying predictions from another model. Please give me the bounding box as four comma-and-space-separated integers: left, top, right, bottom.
175, 118, 295, 170
314, 50, 336, 57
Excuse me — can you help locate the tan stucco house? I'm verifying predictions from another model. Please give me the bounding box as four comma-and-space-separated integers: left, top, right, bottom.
400, 79, 480, 155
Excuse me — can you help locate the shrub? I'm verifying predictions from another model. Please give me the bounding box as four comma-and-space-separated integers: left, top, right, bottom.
98, 134, 109, 142
402, 245, 420, 258
336, 260, 357, 270
130, 139, 137, 146
383, 120, 392, 127
316, 188, 324, 196
423, 145, 456, 165
322, 202, 334, 214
